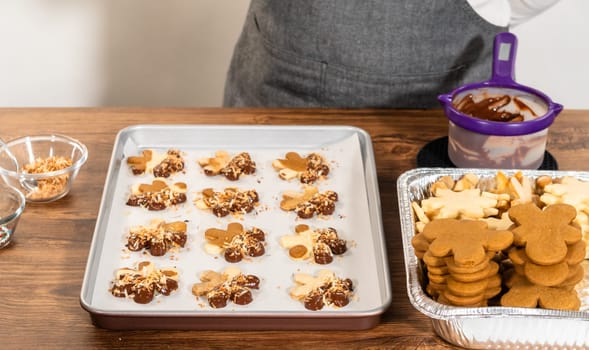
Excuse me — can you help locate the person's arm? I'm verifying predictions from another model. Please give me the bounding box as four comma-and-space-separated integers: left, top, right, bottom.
508, 0, 561, 26
467, 0, 561, 27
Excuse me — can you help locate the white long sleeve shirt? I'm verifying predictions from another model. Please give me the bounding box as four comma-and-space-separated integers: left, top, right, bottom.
467, 0, 561, 27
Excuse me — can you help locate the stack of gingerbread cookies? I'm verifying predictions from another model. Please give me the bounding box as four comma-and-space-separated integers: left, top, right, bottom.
411, 172, 588, 311
411, 218, 513, 307
500, 202, 586, 310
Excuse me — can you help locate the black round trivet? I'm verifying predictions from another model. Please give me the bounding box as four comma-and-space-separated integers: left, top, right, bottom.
416, 136, 558, 170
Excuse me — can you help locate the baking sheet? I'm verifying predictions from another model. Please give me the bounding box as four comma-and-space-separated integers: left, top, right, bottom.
80, 125, 391, 330
398, 168, 589, 348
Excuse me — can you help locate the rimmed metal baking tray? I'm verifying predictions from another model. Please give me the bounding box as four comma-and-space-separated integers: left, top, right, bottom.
398, 167, 589, 348
80, 125, 391, 330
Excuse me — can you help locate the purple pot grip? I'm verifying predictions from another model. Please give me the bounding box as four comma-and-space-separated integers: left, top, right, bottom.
492, 32, 517, 85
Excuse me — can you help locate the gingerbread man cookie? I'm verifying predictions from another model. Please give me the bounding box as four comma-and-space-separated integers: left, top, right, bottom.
127, 219, 187, 256
540, 176, 589, 258
127, 149, 185, 178
272, 152, 329, 184
204, 222, 266, 263
280, 187, 338, 219
289, 270, 354, 311
126, 179, 187, 210
423, 218, 513, 267
508, 247, 571, 287
194, 187, 259, 217
111, 261, 179, 304
410, 231, 431, 258
500, 274, 581, 310
198, 151, 256, 181
280, 224, 347, 264
191, 266, 260, 308
508, 203, 582, 265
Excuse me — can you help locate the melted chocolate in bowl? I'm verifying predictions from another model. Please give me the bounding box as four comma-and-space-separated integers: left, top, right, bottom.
443, 87, 556, 169
452, 87, 549, 123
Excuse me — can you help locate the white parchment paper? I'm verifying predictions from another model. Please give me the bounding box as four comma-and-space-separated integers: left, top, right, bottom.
86, 127, 387, 315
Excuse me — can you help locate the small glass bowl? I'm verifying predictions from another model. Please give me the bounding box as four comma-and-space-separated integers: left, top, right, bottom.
0, 183, 26, 248
0, 134, 88, 203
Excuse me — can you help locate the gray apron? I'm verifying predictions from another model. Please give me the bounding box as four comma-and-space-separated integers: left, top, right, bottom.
223, 0, 506, 108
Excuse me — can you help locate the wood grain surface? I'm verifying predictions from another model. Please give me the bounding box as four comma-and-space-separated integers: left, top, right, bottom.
0, 108, 587, 349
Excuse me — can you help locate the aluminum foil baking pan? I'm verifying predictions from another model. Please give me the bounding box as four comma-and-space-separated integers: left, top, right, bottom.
80, 125, 391, 330
398, 168, 589, 349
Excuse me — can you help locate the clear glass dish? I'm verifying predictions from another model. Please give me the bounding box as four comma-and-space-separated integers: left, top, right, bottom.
0, 183, 26, 248
0, 134, 88, 202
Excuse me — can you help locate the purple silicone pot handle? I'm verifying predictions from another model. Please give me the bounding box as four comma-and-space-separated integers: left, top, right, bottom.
491, 32, 518, 85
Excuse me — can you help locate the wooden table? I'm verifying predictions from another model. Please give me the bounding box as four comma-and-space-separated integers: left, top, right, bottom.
0, 108, 586, 349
